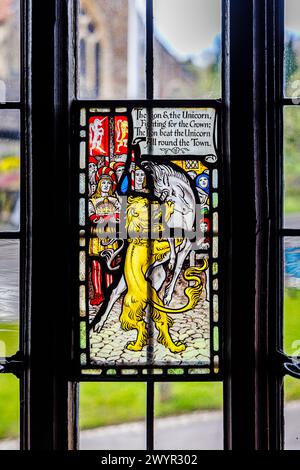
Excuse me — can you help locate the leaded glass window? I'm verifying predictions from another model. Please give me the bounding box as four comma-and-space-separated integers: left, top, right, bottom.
75, 0, 223, 382
0, 0, 293, 452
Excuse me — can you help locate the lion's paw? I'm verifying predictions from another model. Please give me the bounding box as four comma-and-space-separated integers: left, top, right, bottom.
169, 341, 186, 353
127, 341, 144, 352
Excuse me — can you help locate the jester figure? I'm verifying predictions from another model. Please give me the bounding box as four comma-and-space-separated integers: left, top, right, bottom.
89, 167, 120, 306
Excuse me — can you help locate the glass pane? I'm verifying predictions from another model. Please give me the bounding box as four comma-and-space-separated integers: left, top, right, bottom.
0, 375, 19, 450
285, 377, 300, 449
0, 110, 20, 231
78, 0, 146, 99
0, 0, 20, 102
284, 107, 300, 227
153, 0, 221, 99
284, 237, 300, 354
80, 382, 146, 450
284, 0, 300, 98
154, 382, 223, 450
78, 106, 221, 376
0, 240, 19, 358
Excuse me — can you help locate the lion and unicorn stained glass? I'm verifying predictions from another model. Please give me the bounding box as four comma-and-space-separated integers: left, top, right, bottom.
78, 105, 220, 375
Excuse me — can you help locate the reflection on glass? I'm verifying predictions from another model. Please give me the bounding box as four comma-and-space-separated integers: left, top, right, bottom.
153, 0, 221, 99
284, 237, 300, 355
0, 240, 19, 358
285, 377, 300, 449
0, 110, 20, 231
80, 382, 146, 450
78, 0, 146, 99
0, 375, 19, 449
284, 107, 300, 227
285, 0, 300, 97
154, 382, 223, 450
0, 0, 20, 102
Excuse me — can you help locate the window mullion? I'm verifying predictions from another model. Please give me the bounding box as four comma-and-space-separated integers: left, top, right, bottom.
145, 0, 155, 451
224, 0, 258, 450
146, 0, 154, 101
26, 0, 77, 450
223, 0, 285, 450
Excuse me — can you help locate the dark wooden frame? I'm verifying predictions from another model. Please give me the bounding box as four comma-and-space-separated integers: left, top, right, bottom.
0, 0, 295, 451
21, 0, 78, 450
223, 0, 286, 450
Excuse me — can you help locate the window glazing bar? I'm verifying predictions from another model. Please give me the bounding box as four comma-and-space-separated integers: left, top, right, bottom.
146, 0, 153, 100
145, 0, 155, 451
0, 103, 22, 109
0, 232, 21, 239
280, 229, 300, 236
283, 98, 300, 105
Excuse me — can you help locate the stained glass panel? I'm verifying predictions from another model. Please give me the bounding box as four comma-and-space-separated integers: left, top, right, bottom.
77, 102, 221, 377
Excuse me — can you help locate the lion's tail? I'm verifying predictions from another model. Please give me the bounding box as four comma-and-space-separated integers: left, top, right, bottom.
149, 259, 208, 314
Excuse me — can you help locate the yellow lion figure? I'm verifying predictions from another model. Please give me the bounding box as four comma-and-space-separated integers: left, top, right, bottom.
120, 196, 208, 354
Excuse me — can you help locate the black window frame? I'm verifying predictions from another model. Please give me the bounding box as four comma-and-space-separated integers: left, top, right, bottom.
1, 0, 296, 451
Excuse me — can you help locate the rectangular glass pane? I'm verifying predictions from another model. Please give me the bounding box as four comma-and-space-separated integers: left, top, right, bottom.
0, 375, 19, 449
153, 0, 221, 99
285, 377, 300, 449
154, 382, 223, 450
0, 240, 19, 358
0, 110, 20, 231
78, 0, 146, 99
284, 0, 300, 98
284, 107, 300, 227
284, 237, 300, 354
0, 0, 20, 102
80, 382, 146, 450
77, 104, 221, 377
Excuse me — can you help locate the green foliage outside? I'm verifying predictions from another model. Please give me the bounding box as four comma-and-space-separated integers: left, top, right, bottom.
284, 288, 300, 355
0, 325, 19, 439
0, 375, 19, 439
79, 382, 223, 432
0, 323, 18, 357
284, 107, 300, 215
284, 35, 300, 215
